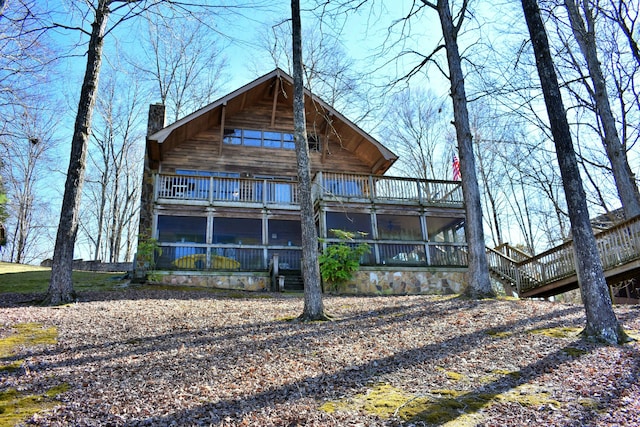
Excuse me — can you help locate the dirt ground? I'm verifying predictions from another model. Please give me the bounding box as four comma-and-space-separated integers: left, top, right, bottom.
1, 289, 639, 426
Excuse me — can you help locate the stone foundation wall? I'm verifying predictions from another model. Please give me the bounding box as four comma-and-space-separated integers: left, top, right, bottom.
152, 271, 269, 292
334, 268, 468, 295
151, 267, 467, 296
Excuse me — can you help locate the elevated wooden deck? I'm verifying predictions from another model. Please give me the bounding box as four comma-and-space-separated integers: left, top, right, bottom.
487, 215, 640, 298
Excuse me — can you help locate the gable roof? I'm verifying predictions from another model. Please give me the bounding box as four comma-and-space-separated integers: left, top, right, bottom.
146, 68, 397, 174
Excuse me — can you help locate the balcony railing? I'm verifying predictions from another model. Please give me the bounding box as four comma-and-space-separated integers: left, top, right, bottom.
155, 172, 464, 207
156, 244, 301, 271
156, 175, 299, 206
313, 172, 464, 206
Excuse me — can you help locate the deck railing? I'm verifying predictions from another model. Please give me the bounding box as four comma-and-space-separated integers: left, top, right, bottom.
487, 215, 640, 294
157, 241, 468, 272
156, 244, 301, 271
323, 240, 468, 268
313, 171, 463, 205
156, 174, 299, 206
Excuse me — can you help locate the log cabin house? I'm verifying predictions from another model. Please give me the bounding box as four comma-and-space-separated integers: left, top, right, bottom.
138, 68, 468, 294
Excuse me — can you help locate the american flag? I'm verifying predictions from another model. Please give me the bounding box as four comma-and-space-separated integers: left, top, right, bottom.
452, 154, 461, 181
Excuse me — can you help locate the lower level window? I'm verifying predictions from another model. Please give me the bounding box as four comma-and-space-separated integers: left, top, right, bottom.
214, 217, 262, 245
157, 215, 206, 243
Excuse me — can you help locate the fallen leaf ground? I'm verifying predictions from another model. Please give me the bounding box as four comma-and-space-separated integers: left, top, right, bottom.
0, 289, 638, 426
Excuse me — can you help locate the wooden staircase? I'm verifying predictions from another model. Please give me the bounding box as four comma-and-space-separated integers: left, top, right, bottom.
487, 215, 640, 299
280, 269, 304, 291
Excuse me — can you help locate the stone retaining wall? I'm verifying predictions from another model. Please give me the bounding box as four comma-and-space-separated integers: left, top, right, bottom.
150, 267, 467, 295
151, 271, 269, 292
333, 267, 468, 295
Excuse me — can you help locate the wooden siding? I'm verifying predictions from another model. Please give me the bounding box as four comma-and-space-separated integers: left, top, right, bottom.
160, 99, 374, 177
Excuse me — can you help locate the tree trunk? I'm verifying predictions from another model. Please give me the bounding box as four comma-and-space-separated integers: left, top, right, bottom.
436, 0, 494, 298
564, 0, 640, 219
521, 0, 628, 344
46, 1, 109, 305
291, 0, 327, 321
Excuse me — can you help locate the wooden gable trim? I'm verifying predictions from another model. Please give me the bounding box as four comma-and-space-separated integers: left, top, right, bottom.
270, 77, 280, 128
218, 102, 227, 156
147, 68, 398, 174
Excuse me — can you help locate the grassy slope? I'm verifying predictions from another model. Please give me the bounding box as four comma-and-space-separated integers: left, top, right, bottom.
0, 262, 127, 294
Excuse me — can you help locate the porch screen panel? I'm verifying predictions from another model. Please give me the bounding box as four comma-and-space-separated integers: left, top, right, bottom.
157, 215, 206, 243
269, 219, 301, 246
377, 215, 422, 240
427, 217, 466, 242
213, 217, 262, 245
325, 212, 372, 238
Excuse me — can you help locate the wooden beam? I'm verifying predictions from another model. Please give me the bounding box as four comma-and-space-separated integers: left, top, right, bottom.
321, 113, 332, 163
271, 78, 280, 128
218, 102, 227, 156
371, 157, 387, 174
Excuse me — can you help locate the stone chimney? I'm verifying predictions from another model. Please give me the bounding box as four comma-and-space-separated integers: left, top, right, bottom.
147, 103, 166, 136
134, 104, 166, 281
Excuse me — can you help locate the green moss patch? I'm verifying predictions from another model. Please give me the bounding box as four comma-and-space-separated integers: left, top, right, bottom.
486, 329, 513, 338
320, 382, 563, 424
0, 323, 57, 358
0, 360, 23, 373
480, 369, 521, 384
445, 371, 465, 381
0, 384, 68, 427
528, 326, 582, 338
562, 346, 588, 357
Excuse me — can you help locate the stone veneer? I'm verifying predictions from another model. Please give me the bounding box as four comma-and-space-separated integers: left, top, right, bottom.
334, 267, 468, 295
151, 267, 467, 295
153, 271, 269, 292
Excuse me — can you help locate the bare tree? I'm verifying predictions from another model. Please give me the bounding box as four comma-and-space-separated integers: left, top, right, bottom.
257, 18, 372, 124
0, 104, 57, 264
292, 0, 328, 321
602, 0, 640, 68
0, 0, 55, 110
562, 0, 640, 219
420, 0, 494, 298
380, 88, 450, 180
81, 70, 143, 262
46, 1, 262, 304
313, 0, 495, 297
521, 0, 628, 344
131, 14, 229, 122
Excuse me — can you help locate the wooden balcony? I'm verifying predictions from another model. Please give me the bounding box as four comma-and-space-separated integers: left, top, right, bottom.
312, 172, 464, 208
155, 174, 299, 208
154, 172, 465, 209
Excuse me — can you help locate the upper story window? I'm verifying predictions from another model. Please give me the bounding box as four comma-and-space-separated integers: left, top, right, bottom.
223, 128, 319, 151
224, 128, 294, 150
308, 134, 321, 152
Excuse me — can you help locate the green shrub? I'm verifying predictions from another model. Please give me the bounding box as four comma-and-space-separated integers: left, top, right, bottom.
137, 238, 161, 270
319, 229, 370, 291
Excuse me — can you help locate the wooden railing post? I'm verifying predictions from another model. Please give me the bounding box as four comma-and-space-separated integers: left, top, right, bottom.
369, 175, 375, 202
